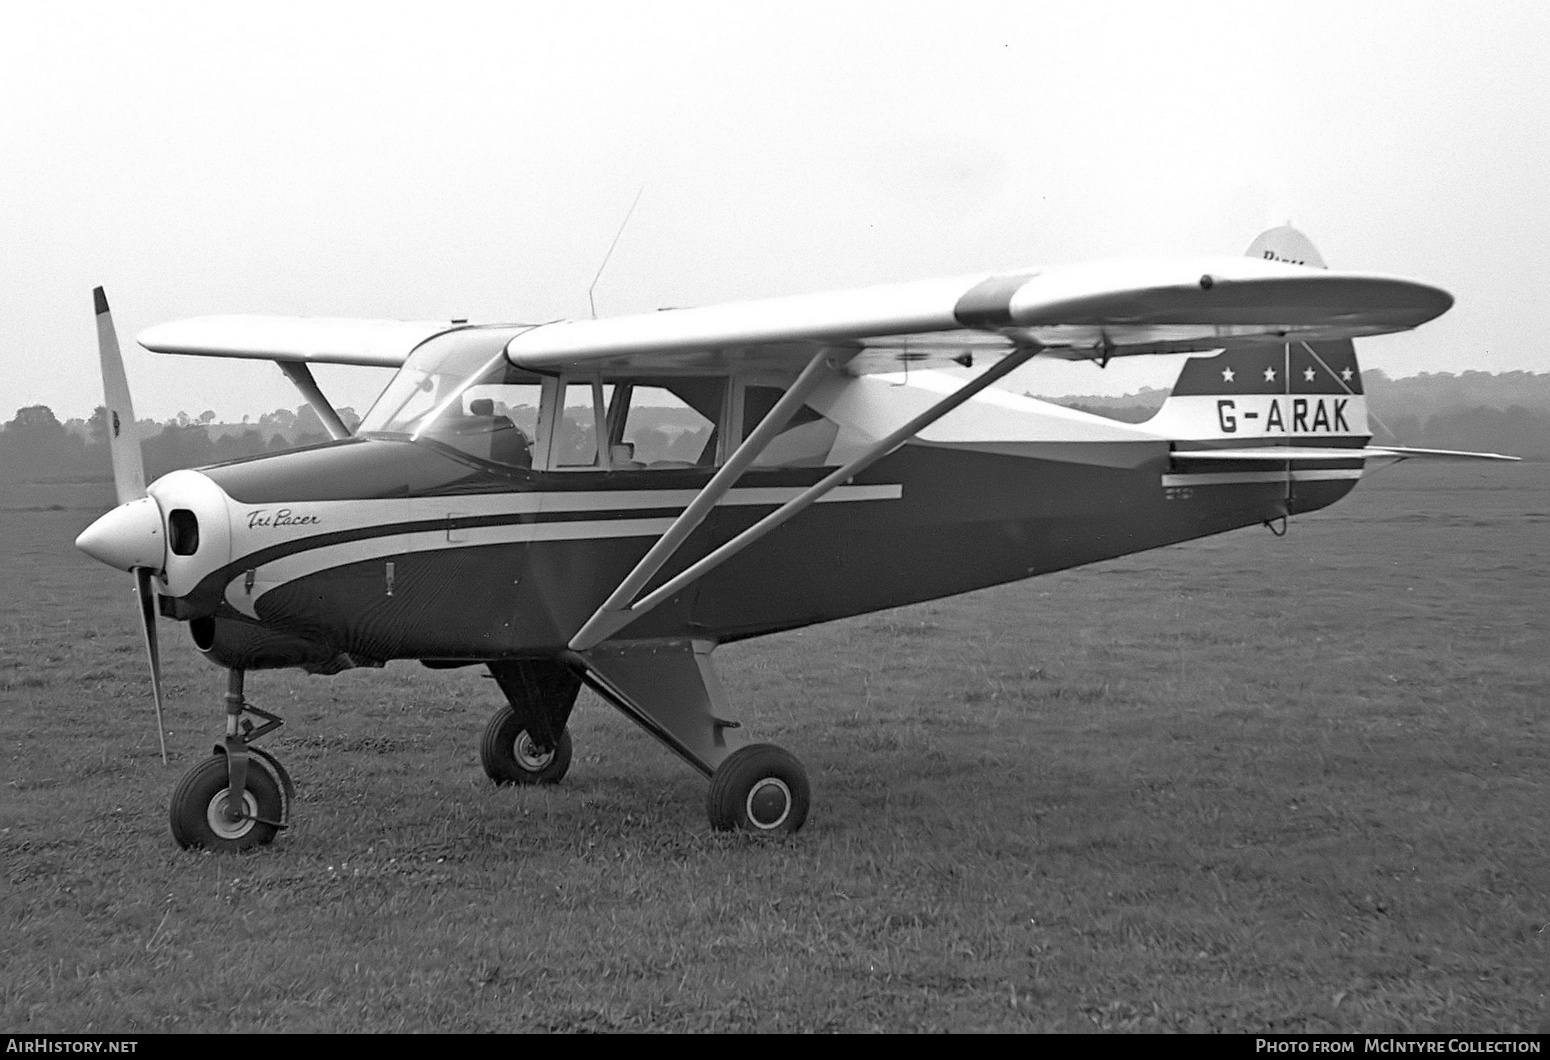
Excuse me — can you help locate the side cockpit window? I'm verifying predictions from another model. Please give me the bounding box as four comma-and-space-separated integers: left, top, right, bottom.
546, 379, 724, 471
617, 383, 720, 468
542, 377, 838, 472
366, 330, 839, 474
551, 382, 608, 468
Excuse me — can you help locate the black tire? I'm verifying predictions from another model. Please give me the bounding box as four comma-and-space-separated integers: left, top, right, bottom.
706, 743, 810, 834
480, 707, 572, 785
249, 746, 296, 821
168, 755, 284, 852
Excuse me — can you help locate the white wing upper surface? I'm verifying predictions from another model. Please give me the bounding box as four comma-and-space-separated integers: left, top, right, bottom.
136, 254, 1451, 377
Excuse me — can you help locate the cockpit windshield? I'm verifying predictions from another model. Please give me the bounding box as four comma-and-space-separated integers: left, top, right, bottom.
358, 326, 542, 469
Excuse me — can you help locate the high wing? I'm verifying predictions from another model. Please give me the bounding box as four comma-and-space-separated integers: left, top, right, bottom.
136, 254, 1450, 377
504, 254, 1452, 375
138, 315, 472, 367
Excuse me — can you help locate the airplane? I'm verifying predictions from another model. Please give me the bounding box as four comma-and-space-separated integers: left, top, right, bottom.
74, 225, 1515, 852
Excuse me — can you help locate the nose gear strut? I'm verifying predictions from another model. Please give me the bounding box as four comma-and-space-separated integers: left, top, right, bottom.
168, 669, 294, 850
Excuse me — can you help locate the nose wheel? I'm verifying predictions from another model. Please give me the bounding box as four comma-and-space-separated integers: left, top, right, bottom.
169, 753, 289, 852
168, 668, 293, 852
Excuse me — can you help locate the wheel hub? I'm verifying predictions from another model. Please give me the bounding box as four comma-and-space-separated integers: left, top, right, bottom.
513, 732, 555, 771
745, 777, 792, 830
206, 788, 258, 840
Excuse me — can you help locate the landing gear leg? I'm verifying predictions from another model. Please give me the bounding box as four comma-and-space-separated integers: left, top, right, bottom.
565, 639, 811, 835
168, 669, 293, 852
480, 660, 582, 785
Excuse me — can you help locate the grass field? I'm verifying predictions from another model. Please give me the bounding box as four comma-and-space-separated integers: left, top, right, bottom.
2, 464, 1546, 1032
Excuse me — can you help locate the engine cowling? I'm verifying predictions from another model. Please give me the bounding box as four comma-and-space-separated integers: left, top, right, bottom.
189, 615, 364, 675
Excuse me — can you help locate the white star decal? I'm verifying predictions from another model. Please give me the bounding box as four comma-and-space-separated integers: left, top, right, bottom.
1222, 367, 1235, 383
1303, 367, 1316, 382
1341, 367, 1354, 381
1264, 367, 1277, 383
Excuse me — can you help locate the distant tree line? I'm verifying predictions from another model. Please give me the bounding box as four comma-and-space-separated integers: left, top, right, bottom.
1365, 404, 1550, 457
0, 404, 359, 484
1361, 370, 1550, 456
5, 369, 1549, 485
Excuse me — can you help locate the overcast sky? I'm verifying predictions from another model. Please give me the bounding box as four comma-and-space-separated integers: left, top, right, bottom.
4, 0, 1547, 423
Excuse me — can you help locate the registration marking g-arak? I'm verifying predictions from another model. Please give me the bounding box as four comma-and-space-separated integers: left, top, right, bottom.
1216, 397, 1352, 435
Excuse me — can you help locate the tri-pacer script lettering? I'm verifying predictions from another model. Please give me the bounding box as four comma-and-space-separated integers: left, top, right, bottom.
246, 508, 321, 530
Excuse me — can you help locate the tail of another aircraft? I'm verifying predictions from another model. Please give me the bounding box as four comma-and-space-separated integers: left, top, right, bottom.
1147, 226, 1370, 447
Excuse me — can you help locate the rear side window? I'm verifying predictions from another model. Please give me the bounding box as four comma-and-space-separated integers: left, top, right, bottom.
742, 385, 838, 468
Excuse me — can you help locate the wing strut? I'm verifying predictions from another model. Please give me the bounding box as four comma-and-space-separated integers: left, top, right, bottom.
569, 346, 852, 649
276, 362, 351, 440
568, 343, 1041, 650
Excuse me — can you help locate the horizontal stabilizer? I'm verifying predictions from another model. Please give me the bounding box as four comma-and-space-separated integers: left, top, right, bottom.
1174, 445, 1519, 463
1172, 446, 1368, 462
1364, 445, 1519, 462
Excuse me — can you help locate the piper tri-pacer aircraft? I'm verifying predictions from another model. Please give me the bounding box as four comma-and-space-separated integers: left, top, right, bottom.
76, 226, 1512, 851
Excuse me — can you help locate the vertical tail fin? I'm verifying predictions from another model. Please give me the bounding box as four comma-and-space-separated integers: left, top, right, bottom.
1147, 227, 1370, 446
1244, 225, 1326, 269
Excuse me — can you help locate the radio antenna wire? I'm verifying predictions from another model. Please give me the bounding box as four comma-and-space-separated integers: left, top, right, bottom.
588, 184, 646, 319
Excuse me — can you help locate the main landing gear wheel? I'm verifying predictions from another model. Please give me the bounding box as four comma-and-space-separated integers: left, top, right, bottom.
168, 755, 286, 852
706, 743, 810, 834
480, 707, 573, 785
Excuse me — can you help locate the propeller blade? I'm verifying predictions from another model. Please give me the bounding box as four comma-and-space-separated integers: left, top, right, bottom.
94, 291, 167, 764
133, 566, 169, 765
93, 287, 147, 505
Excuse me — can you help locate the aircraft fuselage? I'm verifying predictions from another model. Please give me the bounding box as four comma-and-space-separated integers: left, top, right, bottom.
150, 425, 1357, 672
